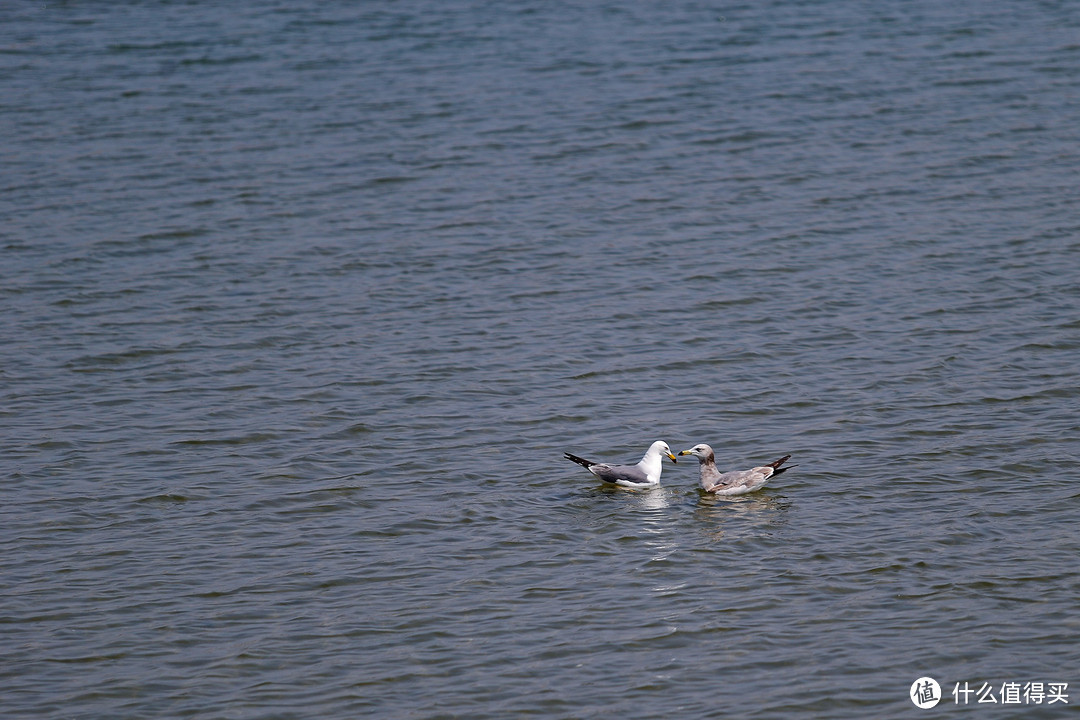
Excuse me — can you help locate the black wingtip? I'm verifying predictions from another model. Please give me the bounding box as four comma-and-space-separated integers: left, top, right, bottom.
767, 454, 792, 470
564, 452, 594, 469
769, 454, 797, 476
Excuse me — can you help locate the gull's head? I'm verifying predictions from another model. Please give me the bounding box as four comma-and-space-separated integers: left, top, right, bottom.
678, 443, 714, 459
650, 440, 677, 464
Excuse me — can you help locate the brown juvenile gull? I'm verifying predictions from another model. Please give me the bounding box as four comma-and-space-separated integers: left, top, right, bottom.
678, 444, 794, 495
564, 440, 678, 488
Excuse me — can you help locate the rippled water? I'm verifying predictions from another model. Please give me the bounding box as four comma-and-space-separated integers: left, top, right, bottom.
3, 1, 1080, 717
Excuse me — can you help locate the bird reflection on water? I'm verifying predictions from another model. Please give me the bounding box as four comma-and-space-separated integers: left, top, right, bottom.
693, 493, 792, 543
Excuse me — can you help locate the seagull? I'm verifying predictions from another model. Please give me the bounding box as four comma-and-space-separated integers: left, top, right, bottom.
564, 440, 678, 488
678, 444, 794, 495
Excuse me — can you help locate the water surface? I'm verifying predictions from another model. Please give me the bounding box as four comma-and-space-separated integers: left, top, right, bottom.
3, 1, 1079, 717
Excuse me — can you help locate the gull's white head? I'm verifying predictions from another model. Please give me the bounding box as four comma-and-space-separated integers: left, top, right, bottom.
649, 440, 678, 464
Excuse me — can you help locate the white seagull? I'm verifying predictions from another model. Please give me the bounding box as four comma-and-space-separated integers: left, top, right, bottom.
678, 444, 794, 495
564, 440, 678, 488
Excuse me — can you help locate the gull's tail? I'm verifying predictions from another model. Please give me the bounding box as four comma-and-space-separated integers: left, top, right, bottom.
564, 452, 595, 469
768, 454, 796, 475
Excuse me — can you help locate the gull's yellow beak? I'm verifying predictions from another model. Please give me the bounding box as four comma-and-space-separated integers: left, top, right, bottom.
678, 449, 692, 456
666, 452, 678, 464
